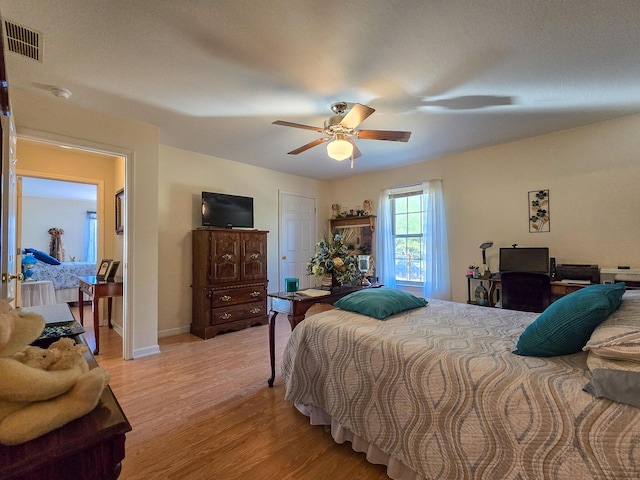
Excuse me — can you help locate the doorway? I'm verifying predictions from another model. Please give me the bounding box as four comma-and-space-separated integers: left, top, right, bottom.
15, 136, 129, 358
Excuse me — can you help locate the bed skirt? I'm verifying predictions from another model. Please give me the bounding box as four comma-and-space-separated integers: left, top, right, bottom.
295, 403, 425, 480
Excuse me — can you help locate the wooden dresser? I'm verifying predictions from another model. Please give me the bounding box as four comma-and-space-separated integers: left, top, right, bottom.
191, 228, 269, 339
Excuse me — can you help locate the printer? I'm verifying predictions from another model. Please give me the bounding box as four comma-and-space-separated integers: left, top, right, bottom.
555, 264, 600, 284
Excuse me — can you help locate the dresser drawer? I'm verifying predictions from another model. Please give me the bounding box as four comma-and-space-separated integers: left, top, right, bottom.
211, 302, 267, 325
210, 285, 266, 308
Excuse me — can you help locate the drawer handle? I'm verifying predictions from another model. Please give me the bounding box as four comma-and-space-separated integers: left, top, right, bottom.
220, 295, 232, 302
249, 253, 259, 260
220, 313, 232, 320
249, 308, 261, 314
222, 254, 233, 261
250, 291, 260, 297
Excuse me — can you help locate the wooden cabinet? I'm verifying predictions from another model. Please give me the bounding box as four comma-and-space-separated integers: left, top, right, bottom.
329, 215, 376, 257
191, 228, 268, 339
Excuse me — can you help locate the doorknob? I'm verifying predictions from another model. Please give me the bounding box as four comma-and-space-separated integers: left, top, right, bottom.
282, 256, 287, 260
1, 272, 23, 283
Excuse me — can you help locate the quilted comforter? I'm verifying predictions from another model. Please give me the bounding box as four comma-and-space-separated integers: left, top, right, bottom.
282, 299, 640, 479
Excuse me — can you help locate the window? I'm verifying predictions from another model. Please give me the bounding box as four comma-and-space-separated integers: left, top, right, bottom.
85, 211, 97, 263
391, 191, 426, 283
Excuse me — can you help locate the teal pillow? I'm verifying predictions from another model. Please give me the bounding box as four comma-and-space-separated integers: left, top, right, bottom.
334, 288, 428, 320
514, 283, 626, 357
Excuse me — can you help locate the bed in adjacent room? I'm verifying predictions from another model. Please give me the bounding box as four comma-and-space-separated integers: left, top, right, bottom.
30, 261, 96, 303
282, 286, 640, 480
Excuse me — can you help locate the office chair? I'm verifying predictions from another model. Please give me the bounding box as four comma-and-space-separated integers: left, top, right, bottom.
500, 271, 551, 313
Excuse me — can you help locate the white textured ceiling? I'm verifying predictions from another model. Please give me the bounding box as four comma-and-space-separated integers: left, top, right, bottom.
2, 0, 640, 180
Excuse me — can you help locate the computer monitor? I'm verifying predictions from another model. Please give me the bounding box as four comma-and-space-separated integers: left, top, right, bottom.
499, 247, 549, 274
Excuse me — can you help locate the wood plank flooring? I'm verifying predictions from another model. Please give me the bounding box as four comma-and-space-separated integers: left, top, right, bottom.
70, 306, 389, 480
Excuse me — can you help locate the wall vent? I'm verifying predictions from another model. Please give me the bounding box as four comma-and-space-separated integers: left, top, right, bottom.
3, 20, 42, 62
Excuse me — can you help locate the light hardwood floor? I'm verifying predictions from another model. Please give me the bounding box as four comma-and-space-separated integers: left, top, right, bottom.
70, 305, 389, 480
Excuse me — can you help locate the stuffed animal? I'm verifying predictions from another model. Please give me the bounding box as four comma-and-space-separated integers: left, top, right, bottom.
0, 298, 110, 445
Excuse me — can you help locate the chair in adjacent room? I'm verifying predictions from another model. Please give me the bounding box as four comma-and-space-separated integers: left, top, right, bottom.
500, 271, 551, 313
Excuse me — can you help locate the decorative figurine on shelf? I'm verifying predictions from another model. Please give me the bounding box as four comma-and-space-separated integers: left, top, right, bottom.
363, 199, 372, 216
331, 204, 340, 218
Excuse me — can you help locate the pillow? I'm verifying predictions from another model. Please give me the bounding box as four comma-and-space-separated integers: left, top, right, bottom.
583, 291, 640, 362
23, 248, 60, 265
584, 368, 640, 408
334, 288, 428, 320
513, 283, 625, 357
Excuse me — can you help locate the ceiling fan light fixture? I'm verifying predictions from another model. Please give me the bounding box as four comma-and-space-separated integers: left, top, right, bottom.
326, 134, 352, 161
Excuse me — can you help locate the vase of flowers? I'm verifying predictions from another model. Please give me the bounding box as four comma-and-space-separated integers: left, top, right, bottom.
307, 234, 360, 287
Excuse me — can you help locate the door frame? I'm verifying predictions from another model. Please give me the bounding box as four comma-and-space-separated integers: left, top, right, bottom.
18, 128, 133, 360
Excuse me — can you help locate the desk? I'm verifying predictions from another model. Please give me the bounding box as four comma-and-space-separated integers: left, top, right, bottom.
267, 284, 381, 387
466, 275, 589, 307
0, 332, 131, 480
78, 276, 123, 355
21, 280, 56, 307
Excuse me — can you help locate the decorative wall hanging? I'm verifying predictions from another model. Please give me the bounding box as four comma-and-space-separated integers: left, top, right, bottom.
529, 189, 550, 233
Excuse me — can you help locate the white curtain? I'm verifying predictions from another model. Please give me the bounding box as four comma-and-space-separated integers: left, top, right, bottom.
376, 180, 451, 300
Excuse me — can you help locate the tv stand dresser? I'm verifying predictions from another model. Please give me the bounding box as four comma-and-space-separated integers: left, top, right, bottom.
191, 228, 269, 339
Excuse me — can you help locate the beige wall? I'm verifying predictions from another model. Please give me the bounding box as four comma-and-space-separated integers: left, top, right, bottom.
327, 113, 640, 303
157, 145, 330, 336
12, 88, 160, 358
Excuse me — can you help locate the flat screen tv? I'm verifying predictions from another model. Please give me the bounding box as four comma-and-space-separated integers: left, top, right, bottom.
201, 192, 254, 228
499, 247, 549, 274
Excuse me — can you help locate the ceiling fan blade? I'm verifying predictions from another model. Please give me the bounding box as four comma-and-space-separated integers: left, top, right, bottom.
272, 120, 323, 132
340, 103, 375, 129
287, 137, 330, 155
346, 138, 362, 159
357, 130, 411, 142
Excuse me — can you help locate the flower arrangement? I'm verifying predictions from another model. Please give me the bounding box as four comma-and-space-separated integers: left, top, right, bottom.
307, 233, 360, 285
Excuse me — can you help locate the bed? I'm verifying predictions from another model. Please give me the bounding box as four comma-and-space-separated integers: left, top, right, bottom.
282, 287, 640, 480
30, 261, 97, 303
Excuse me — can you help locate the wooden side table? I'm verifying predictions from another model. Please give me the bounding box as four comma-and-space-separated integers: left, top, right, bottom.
78, 275, 123, 355
267, 284, 382, 387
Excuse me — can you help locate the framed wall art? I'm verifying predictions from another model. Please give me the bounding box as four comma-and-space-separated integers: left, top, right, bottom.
115, 188, 124, 235
529, 189, 550, 233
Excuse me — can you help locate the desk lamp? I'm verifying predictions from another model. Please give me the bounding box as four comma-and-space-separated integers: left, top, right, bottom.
479, 241, 493, 277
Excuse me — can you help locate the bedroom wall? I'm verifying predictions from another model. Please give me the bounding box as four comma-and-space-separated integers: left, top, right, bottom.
326, 113, 640, 304
157, 144, 330, 336
22, 196, 96, 261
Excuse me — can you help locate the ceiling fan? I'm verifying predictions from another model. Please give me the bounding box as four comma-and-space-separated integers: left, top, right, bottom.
272, 102, 411, 167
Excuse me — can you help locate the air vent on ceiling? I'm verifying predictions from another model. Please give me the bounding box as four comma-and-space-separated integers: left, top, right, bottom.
3, 20, 42, 62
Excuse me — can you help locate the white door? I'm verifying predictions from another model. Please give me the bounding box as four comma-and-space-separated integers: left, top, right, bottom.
0, 113, 18, 302
279, 192, 316, 291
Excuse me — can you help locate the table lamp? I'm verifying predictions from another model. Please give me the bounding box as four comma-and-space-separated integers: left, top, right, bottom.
21, 254, 38, 281
358, 255, 371, 286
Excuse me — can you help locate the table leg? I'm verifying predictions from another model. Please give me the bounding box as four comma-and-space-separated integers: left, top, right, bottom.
107, 297, 113, 329
268, 310, 278, 387
92, 294, 100, 355
79, 287, 84, 326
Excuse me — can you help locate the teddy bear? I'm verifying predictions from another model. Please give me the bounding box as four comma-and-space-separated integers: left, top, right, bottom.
13, 337, 89, 371
0, 298, 110, 446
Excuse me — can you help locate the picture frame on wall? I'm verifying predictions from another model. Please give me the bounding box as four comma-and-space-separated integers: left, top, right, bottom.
97, 258, 113, 281
115, 188, 124, 235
